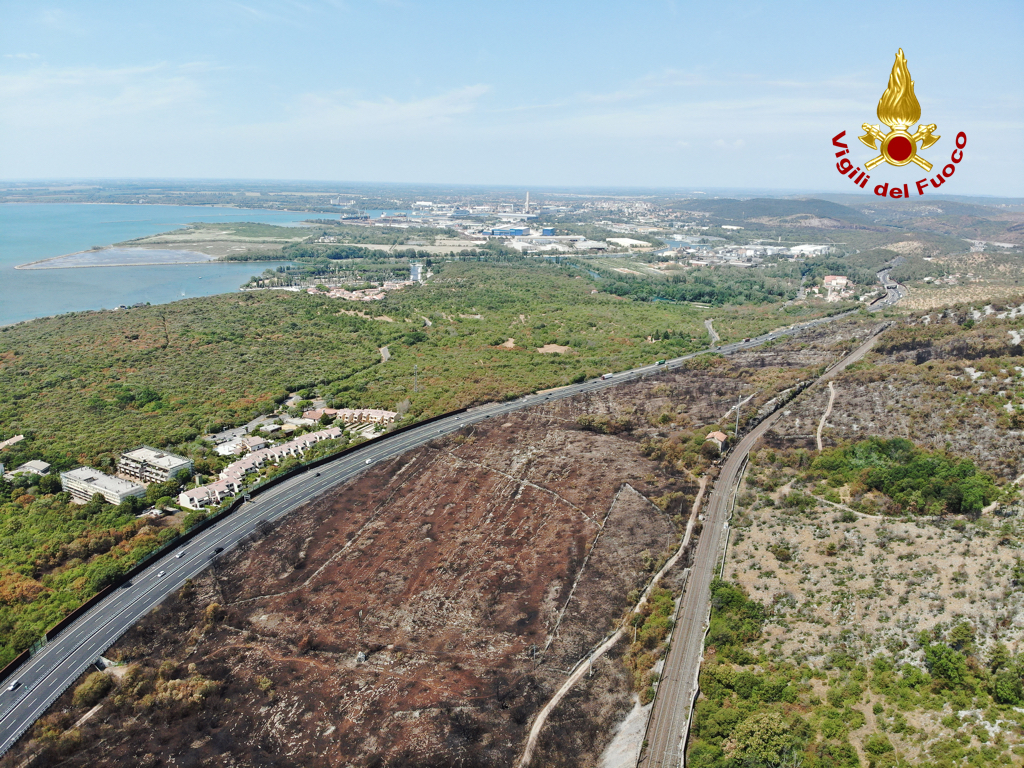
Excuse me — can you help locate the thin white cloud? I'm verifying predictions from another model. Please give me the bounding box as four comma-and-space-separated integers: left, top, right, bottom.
267, 83, 491, 136
3, 53, 41, 60
0, 63, 208, 129
223, 1, 304, 27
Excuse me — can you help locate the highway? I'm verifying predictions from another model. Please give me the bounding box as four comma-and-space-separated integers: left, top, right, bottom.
0, 280, 902, 757
637, 328, 886, 768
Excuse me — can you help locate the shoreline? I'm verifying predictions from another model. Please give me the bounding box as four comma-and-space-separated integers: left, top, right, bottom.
15, 247, 220, 270
16, 258, 220, 270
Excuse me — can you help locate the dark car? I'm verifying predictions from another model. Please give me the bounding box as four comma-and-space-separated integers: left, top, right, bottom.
214, 547, 224, 554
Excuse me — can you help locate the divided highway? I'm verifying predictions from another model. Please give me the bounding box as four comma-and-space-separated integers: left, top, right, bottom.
0, 286, 901, 756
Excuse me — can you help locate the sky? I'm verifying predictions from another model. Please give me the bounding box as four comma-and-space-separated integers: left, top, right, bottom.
1, 0, 1022, 196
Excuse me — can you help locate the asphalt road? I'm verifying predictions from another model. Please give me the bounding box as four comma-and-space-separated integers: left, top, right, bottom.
638, 328, 886, 768
0, 283, 902, 757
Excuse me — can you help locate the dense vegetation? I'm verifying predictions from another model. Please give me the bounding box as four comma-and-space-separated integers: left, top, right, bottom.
0, 261, 845, 472
691, 580, 1024, 767
0, 479, 181, 666
583, 260, 802, 306
811, 438, 998, 517
624, 586, 677, 704
693, 607, 1024, 766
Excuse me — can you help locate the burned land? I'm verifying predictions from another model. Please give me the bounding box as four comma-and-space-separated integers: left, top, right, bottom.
3, 321, 876, 768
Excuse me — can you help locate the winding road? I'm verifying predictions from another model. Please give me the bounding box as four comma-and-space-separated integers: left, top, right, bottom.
817, 381, 836, 452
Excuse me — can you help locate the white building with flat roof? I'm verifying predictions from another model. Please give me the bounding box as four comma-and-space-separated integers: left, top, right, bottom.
3, 460, 51, 481
118, 446, 193, 484
61, 467, 146, 505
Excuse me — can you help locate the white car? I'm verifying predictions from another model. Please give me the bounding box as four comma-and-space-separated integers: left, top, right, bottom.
157, 571, 166, 578
365, 458, 372, 464
175, 551, 184, 558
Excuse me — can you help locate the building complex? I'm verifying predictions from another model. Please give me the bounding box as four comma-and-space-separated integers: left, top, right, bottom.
60, 467, 146, 505
118, 446, 193, 484
179, 426, 344, 510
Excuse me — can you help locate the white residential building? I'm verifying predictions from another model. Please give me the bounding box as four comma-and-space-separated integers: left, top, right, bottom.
179, 426, 345, 510
302, 408, 398, 426
118, 446, 193, 484
61, 467, 146, 505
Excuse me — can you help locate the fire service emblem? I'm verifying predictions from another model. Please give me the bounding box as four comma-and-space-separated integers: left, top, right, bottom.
831, 49, 967, 198
858, 48, 938, 171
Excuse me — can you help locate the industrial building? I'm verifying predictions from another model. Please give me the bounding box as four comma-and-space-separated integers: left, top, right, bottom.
61, 467, 146, 505
118, 446, 193, 484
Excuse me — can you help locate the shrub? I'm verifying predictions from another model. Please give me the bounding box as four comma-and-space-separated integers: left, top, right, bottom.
864, 732, 894, 756
72, 672, 113, 708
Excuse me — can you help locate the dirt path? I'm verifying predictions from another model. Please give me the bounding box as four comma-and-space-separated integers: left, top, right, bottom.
704, 319, 720, 346
516, 477, 709, 768
816, 381, 836, 452
639, 326, 886, 768
808, 492, 887, 521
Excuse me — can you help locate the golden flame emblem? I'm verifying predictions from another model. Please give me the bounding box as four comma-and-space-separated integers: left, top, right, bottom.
859, 49, 939, 171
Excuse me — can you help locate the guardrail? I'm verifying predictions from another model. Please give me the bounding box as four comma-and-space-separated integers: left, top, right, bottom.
0, 406, 468, 687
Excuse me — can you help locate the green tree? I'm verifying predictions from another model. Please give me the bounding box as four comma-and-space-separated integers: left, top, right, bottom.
732, 711, 790, 764
924, 643, 969, 688
948, 621, 975, 653
38, 474, 62, 495
992, 669, 1023, 705
989, 641, 1010, 673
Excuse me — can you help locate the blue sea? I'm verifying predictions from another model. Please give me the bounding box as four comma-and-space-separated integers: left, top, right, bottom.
0, 204, 322, 326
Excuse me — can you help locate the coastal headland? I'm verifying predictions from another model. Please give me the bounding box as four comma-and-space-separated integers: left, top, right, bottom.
15, 221, 310, 269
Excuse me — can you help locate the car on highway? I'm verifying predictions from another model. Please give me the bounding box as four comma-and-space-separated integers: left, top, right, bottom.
314, 472, 320, 476
175, 551, 184, 558
157, 571, 166, 578
656, 359, 666, 365
365, 458, 372, 463
601, 372, 614, 379
7, 681, 21, 692
214, 547, 224, 554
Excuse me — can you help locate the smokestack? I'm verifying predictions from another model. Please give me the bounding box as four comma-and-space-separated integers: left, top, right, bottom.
525, 191, 530, 214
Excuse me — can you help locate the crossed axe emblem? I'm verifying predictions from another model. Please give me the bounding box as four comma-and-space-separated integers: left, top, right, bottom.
859, 123, 940, 171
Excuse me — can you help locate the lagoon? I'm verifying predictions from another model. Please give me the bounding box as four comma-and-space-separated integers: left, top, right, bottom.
0, 204, 313, 326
